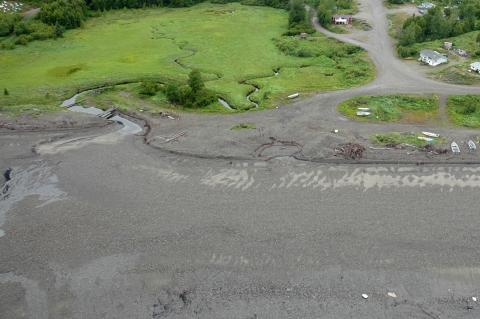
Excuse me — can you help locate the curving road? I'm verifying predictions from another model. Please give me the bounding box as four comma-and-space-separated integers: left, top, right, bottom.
310, 0, 480, 95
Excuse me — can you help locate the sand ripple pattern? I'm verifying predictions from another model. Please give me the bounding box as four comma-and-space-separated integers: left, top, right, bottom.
199, 165, 480, 192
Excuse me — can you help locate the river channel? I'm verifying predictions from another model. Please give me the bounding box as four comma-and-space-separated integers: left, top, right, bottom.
60, 92, 142, 134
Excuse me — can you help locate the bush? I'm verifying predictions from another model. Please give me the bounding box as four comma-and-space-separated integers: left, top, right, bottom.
14, 35, 29, 46
0, 12, 22, 37
165, 83, 181, 103
139, 81, 159, 95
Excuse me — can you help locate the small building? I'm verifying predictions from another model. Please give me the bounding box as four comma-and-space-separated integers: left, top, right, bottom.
470, 62, 480, 72
332, 14, 353, 25
419, 49, 448, 66
300, 33, 307, 39
444, 42, 452, 50
456, 49, 467, 57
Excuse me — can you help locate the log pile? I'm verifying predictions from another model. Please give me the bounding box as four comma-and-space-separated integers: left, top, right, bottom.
335, 142, 366, 159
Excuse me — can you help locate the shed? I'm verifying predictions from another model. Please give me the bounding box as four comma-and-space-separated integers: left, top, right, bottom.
419, 49, 448, 66
444, 42, 452, 50
332, 14, 353, 24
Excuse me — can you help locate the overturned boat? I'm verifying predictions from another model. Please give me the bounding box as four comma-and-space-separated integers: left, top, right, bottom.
468, 140, 476, 151
422, 131, 439, 138
451, 142, 460, 154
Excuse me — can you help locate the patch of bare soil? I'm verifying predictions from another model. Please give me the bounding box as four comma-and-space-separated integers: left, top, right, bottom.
0, 113, 115, 133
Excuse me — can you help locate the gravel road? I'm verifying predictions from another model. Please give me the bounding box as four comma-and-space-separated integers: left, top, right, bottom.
2, 0, 480, 318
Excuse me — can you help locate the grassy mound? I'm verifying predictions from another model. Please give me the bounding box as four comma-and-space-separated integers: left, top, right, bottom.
337, 94, 439, 124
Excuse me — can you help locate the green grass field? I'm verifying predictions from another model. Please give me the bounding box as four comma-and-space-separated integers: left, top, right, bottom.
0, 3, 374, 116
446, 95, 480, 128
371, 131, 447, 146
337, 94, 440, 125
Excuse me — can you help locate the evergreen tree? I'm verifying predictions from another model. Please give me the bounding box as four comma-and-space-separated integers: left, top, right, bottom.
4, 88, 9, 95
401, 22, 417, 46
289, 0, 306, 28
188, 69, 204, 93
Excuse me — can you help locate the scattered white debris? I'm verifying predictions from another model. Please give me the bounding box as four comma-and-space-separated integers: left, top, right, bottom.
362, 294, 368, 299
473, 297, 477, 302
388, 292, 397, 298
167, 115, 175, 120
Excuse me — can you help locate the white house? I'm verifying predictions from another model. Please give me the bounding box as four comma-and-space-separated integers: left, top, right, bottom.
419, 49, 448, 66
470, 62, 480, 72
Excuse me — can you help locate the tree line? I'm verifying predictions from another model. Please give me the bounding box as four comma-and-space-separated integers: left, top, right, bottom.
399, 2, 480, 47
1, 0, 290, 49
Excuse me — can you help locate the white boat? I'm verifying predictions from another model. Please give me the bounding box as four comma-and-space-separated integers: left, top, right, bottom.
357, 107, 370, 112
422, 131, 439, 138
451, 142, 460, 154
288, 93, 299, 99
418, 136, 434, 142
468, 140, 476, 151
356, 111, 370, 116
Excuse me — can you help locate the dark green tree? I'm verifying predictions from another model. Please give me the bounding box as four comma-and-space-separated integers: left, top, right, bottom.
477, 32, 480, 45
4, 88, 9, 95
188, 69, 204, 93
55, 22, 65, 38
430, 9, 449, 40
289, 0, 306, 28
453, 21, 464, 36
401, 22, 417, 46
165, 83, 181, 103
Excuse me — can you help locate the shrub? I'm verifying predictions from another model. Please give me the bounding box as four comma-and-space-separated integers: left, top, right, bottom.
4, 88, 9, 95
14, 35, 29, 46
139, 81, 159, 95
165, 83, 181, 103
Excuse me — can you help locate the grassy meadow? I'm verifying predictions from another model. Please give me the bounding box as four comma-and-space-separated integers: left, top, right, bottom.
337, 94, 441, 125
446, 95, 480, 128
0, 2, 374, 116
371, 131, 447, 146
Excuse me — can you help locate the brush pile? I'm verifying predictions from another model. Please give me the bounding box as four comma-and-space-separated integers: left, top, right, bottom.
335, 142, 366, 159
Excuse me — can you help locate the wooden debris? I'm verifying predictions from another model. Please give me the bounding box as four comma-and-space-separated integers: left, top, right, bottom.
335, 142, 366, 159
159, 112, 180, 120
163, 131, 187, 143
97, 107, 118, 119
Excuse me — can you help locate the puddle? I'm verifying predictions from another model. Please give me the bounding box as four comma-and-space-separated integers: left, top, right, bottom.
218, 98, 232, 109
